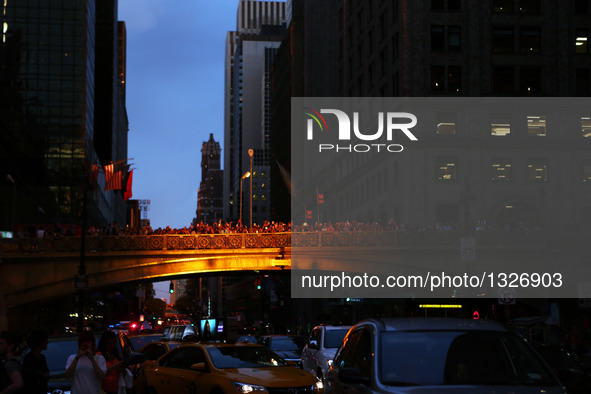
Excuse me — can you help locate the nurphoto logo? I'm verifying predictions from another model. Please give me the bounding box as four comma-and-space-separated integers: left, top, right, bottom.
304, 107, 418, 153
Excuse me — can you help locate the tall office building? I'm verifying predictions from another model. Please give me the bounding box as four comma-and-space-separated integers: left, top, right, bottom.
271, 0, 591, 227
223, 0, 286, 223
196, 134, 223, 224
0, 0, 128, 232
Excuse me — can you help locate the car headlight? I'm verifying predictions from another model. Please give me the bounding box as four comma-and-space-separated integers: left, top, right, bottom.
314, 379, 324, 392
232, 382, 267, 393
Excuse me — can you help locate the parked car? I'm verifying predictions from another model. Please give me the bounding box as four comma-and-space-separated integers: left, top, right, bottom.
301, 324, 351, 382
235, 334, 258, 344
45, 335, 79, 393
534, 345, 591, 394
259, 335, 307, 367
326, 318, 566, 393
141, 343, 323, 394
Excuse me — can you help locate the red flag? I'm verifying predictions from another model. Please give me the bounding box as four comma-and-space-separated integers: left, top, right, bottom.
123, 169, 133, 200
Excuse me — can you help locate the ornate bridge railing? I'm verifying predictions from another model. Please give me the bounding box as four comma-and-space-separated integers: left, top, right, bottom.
0, 229, 565, 254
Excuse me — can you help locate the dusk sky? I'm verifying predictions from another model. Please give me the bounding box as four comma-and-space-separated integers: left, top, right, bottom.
118, 0, 241, 231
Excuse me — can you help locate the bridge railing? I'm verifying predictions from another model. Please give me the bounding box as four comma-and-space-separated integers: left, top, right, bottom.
0, 229, 570, 254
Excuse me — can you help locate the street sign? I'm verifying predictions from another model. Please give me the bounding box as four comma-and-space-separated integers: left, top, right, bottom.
74, 275, 88, 289
498, 288, 516, 305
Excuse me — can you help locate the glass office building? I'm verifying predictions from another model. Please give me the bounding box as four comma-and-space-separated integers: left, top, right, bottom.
0, 0, 127, 232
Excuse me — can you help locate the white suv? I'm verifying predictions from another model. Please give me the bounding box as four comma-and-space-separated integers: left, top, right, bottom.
301, 324, 351, 382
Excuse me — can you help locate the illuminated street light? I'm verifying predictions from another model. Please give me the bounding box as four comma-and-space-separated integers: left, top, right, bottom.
240, 171, 251, 224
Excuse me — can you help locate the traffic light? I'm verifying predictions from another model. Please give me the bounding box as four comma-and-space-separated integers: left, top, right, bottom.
255, 278, 262, 290
169, 281, 174, 294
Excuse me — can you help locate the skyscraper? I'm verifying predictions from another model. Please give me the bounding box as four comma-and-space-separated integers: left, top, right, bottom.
196, 134, 223, 224
0, 0, 128, 232
223, 0, 286, 223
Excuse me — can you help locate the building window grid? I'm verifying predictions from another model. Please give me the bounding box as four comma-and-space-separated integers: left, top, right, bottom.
491, 159, 513, 181
437, 158, 457, 181
527, 160, 548, 181
527, 115, 546, 136
491, 120, 511, 136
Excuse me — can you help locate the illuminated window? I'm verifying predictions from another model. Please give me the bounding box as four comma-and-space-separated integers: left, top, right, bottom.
436, 113, 456, 135
527, 160, 548, 181
527, 115, 546, 136
491, 119, 511, 136
576, 29, 588, 53
491, 158, 512, 181
582, 117, 591, 137
437, 158, 457, 181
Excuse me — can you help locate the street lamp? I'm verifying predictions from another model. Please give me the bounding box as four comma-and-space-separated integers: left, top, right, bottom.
248, 149, 254, 229
6, 174, 15, 234
239, 171, 251, 224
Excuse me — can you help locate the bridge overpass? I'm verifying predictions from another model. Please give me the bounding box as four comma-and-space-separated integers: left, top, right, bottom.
1, 229, 588, 329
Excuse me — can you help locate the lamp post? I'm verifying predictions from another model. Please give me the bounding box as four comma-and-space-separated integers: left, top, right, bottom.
239, 171, 251, 224
6, 175, 15, 233
248, 149, 254, 228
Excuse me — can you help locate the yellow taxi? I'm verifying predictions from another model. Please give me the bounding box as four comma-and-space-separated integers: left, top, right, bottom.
140, 342, 324, 394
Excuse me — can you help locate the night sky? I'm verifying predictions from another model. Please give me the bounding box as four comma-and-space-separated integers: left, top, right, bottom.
119, 0, 240, 231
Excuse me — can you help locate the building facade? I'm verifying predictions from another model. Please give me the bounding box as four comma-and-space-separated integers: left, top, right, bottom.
0, 0, 129, 232
271, 0, 591, 228
223, 0, 286, 223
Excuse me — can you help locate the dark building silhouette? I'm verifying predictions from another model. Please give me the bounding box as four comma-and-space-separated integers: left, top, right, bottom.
270, 0, 591, 223
0, 0, 128, 232
196, 134, 224, 224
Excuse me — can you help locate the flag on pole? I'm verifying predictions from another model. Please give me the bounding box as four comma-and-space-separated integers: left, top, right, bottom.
123, 169, 133, 200
105, 163, 128, 191
105, 170, 122, 191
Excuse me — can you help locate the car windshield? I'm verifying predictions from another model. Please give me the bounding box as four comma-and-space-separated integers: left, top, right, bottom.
380, 330, 558, 387
324, 329, 349, 349
206, 346, 289, 369
270, 337, 305, 352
